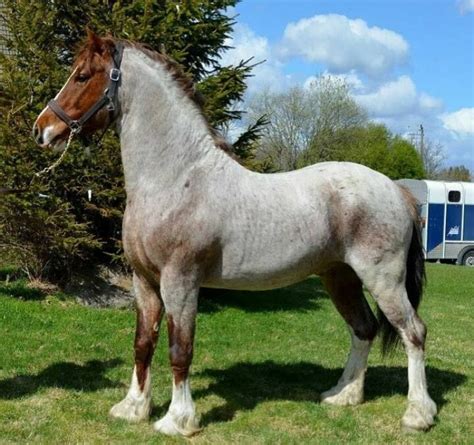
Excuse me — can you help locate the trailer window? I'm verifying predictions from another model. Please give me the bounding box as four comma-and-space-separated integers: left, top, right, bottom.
448, 191, 461, 203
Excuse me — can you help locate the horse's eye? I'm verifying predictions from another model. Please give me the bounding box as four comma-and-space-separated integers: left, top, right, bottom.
76, 74, 89, 83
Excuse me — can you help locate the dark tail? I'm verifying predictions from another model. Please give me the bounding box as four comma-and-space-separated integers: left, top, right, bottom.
378, 218, 426, 356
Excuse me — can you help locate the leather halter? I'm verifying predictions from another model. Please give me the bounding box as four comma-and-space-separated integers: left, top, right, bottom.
47, 42, 124, 135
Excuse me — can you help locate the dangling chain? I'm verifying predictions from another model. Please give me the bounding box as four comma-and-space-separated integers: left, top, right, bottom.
0, 136, 75, 195
34, 130, 75, 178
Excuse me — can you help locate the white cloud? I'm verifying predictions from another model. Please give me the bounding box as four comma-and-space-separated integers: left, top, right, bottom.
354, 76, 443, 117
355, 75, 417, 116
220, 23, 270, 66
220, 23, 289, 93
435, 133, 474, 170
279, 14, 409, 77
441, 108, 474, 135
457, 0, 474, 14
419, 93, 443, 111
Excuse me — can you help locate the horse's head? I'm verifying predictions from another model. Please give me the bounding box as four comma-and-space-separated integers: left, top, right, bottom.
33, 30, 121, 149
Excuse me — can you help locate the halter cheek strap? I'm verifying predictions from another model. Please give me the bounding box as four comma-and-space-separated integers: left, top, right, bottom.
47, 42, 124, 134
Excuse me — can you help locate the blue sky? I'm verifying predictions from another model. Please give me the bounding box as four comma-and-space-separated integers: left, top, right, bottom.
222, 0, 474, 172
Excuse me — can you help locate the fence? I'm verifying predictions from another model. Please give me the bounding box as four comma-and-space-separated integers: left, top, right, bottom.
0, 1, 13, 56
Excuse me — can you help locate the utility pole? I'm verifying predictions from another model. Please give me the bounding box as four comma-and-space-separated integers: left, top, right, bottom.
408, 124, 425, 162
419, 124, 425, 164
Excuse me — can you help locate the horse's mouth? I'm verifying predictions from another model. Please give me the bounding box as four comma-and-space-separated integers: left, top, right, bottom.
48, 134, 68, 152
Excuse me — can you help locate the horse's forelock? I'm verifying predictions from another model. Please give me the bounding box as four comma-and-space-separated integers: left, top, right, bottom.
73, 35, 115, 72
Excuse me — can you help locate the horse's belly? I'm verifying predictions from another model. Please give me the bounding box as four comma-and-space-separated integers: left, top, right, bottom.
203, 272, 312, 291
203, 246, 330, 291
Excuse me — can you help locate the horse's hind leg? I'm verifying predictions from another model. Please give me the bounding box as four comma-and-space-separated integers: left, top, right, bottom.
110, 273, 164, 422
352, 256, 437, 431
377, 289, 436, 431
320, 263, 378, 406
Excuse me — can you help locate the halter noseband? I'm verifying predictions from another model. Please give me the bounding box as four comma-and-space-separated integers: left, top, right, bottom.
47, 42, 124, 135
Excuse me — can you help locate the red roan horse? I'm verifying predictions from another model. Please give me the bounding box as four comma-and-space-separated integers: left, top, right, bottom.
33, 31, 436, 436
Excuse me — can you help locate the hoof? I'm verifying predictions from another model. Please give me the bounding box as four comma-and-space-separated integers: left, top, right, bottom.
321, 383, 364, 406
401, 400, 437, 432
154, 411, 201, 437
109, 396, 152, 423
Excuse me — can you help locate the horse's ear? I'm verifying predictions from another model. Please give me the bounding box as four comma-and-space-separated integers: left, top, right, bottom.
86, 28, 105, 54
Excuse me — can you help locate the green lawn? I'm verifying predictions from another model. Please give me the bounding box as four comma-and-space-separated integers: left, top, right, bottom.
0, 264, 472, 444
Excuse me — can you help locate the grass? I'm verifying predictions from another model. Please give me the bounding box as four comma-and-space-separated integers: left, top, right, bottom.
0, 263, 472, 444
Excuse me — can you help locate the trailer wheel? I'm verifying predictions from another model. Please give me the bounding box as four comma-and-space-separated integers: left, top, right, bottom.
462, 249, 474, 267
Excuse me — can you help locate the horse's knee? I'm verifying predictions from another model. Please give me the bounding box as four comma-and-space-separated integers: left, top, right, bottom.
134, 336, 154, 359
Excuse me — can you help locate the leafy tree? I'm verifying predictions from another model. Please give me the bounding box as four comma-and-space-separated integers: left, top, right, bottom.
0, 0, 263, 279
247, 76, 367, 171
247, 77, 423, 180
341, 124, 425, 179
436, 165, 472, 182
407, 127, 446, 179
385, 136, 425, 180
418, 139, 446, 179
342, 124, 390, 167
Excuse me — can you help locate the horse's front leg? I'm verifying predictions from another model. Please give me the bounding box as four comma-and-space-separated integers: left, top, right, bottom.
154, 267, 201, 436
110, 273, 164, 422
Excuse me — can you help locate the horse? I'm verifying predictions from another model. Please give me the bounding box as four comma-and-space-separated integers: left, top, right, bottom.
33, 31, 437, 436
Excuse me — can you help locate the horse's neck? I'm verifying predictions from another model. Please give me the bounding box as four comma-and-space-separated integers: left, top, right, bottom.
117, 48, 234, 195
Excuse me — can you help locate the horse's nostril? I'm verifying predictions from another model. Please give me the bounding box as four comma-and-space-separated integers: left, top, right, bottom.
33, 124, 43, 145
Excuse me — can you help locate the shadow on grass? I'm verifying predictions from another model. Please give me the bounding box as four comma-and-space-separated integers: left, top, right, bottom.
0, 280, 45, 300
199, 276, 328, 313
0, 359, 124, 399
186, 361, 466, 426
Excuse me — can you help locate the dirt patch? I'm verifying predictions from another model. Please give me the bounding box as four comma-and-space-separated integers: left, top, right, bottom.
65, 266, 134, 308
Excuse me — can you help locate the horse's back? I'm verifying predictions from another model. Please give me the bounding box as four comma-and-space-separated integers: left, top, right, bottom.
265, 161, 412, 239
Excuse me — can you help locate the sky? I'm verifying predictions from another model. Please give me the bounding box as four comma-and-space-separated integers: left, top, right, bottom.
221, 0, 474, 172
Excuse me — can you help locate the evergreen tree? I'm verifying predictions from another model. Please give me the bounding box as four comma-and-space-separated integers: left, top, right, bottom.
0, 0, 263, 279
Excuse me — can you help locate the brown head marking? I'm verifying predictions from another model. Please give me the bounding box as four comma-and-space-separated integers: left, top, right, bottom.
34, 30, 116, 148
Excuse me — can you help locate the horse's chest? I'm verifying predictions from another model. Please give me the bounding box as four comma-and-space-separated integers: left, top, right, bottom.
122, 203, 216, 277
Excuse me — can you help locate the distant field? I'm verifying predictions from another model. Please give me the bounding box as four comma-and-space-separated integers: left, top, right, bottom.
0, 263, 472, 444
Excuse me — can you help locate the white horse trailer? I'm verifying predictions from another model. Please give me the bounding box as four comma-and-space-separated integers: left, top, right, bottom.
398, 179, 474, 266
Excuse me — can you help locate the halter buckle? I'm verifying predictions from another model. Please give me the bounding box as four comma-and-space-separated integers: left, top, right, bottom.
110, 68, 121, 82
70, 121, 82, 134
